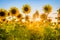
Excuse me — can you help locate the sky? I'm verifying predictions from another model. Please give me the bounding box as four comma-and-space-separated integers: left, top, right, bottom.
0, 0, 60, 22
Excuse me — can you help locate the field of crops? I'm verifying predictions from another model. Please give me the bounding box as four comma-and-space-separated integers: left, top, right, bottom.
0, 4, 60, 40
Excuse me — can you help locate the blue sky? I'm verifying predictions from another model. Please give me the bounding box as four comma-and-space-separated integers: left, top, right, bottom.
0, 0, 60, 22
0, 0, 60, 12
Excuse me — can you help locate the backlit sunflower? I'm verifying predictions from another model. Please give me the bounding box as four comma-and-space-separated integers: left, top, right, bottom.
57, 8, 60, 14
16, 14, 22, 19
43, 4, 52, 14
25, 15, 30, 22
16, 14, 23, 21
40, 13, 47, 20
9, 7, 19, 16
0, 8, 8, 18
57, 8, 60, 24
33, 10, 39, 19
47, 18, 52, 22
8, 12, 10, 16
22, 4, 31, 14
1, 18, 7, 23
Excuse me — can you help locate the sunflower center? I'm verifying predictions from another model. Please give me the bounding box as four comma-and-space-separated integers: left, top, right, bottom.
24, 7, 28, 11
17, 14, 22, 18
25, 16, 29, 19
11, 9, 16, 14
58, 9, 60, 13
0, 12, 5, 16
45, 7, 48, 11
2, 19, 6, 21
8, 13, 10, 16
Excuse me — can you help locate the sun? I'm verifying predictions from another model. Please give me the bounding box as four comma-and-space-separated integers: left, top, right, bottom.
22, 4, 31, 14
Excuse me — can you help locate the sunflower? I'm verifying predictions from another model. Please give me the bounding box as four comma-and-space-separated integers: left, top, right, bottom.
0, 8, 8, 18
33, 10, 39, 19
47, 18, 52, 22
57, 8, 60, 24
16, 14, 23, 21
1, 18, 7, 23
8, 12, 10, 16
43, 4, 52, 14
0, 17, 9, 23
9, 7, 19, 16
22, 4, 31, 14
57, 8, 60, 14
25, 15, 30, 22
40, 13, 47, 20
17, 14, 22, 19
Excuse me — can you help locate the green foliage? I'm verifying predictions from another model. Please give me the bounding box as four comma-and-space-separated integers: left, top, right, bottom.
0, 28, 14, 40
0, 22, 60, 40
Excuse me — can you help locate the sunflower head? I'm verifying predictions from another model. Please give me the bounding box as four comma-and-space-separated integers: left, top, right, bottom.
57, 8, 60, 14
0, 18, 8, 23
47, 18, 52, 22
0, 8, 8, 18
1, 18, 6, 22
40, 13, 47, 20
8, 12, 10, 16
43, 4, 52, 13
16, 14, 22, 19
9, 7, 19, 16
22, 4, 31, 14
25, 15, 30, 21
33, 10, 39, 18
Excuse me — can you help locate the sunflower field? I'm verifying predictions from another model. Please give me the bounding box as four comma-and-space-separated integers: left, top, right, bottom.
0, 4, 60, 40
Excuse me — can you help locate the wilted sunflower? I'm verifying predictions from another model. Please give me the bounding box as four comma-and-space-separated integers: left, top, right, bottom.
33, 10, 39, 19
43, 4, 52, 14
9, 7, 19, 16
40, 13, 47, 20
22, 4, 31, 14
0, 8, 8, 18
